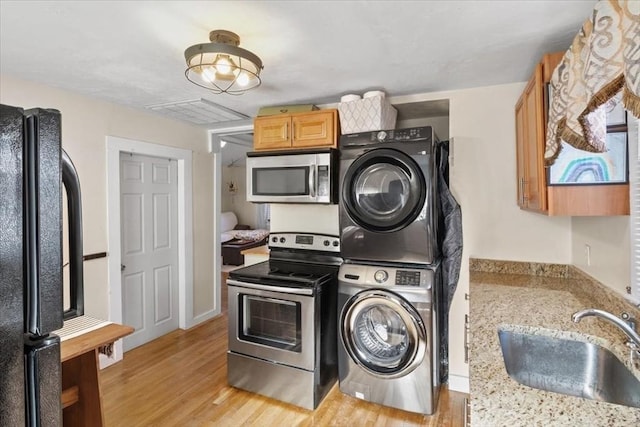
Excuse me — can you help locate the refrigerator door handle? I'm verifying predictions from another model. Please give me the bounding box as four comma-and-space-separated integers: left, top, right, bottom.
62, 149, 84, 320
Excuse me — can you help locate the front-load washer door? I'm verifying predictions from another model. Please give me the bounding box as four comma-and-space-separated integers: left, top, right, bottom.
342, 148, 426, 233
341, 289, 427, 378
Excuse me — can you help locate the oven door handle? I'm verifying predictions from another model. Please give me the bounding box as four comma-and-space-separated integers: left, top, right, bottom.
226, 279, 314, 296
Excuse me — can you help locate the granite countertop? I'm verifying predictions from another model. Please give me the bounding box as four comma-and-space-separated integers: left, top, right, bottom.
469, 259, 640, 426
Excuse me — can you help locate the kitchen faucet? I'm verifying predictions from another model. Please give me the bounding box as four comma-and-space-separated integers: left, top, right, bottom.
572, 309, 640, 353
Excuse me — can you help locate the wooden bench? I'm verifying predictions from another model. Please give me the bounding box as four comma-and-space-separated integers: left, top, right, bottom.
60, 322, 133, 426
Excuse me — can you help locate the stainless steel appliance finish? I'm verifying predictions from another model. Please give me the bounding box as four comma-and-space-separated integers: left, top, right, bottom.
339, 127, 439, 264
337, 262, 440, 415
498, 328, 640, 408
227, 232, 341, 410
246, 148, 338, 204
227, 279, 318, 371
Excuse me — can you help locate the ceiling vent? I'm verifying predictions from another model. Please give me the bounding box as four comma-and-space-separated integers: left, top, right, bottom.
146, 98, 248, 125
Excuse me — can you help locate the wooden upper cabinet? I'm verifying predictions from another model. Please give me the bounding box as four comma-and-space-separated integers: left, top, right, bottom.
514, 52, 561, 213
253, 115, 291, 150
515, 95, 527, 208
524, 63, 546, 211
515, 62, 547, 212
254, 109, 339, 150
292, 110, 337, 148
514, 51, 630, 216
542, 52, 565, 83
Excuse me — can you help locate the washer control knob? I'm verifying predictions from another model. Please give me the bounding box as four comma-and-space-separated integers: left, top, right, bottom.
279, 237, 286, 243
271, 237, 278, 243
376, 131, 387, 142
374, 270, 389, 283
332, 240, 339, 247
323, 240, 330, 246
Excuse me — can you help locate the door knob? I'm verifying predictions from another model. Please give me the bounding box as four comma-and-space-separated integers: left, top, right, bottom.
121, 264, 126, 271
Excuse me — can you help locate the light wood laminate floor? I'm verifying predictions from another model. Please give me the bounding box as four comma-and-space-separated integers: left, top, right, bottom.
101, 273, 468, 426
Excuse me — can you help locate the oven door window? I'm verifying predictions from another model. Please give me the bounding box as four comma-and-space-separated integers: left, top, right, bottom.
239, 295, 302, 352
253, 167, 309, 196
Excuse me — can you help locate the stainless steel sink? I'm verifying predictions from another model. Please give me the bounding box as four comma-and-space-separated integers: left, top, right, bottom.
497, 328, 640, 408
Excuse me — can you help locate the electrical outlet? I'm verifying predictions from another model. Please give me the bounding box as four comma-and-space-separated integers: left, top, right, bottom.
585, 244, 591, 266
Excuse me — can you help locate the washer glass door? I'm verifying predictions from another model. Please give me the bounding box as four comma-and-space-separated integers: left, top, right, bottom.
342, 149, 425, 232
342, 289, 426, 377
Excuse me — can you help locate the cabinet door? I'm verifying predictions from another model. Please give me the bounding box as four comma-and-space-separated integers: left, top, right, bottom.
291, 110, 337, 148
515, 95, 527, 208
522, 64, 547, 212
254, 115, 291, 150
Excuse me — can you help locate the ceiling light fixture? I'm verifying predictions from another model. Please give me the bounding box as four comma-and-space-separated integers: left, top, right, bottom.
184, 30, 263, 95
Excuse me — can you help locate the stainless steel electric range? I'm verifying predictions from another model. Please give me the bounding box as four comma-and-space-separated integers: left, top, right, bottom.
226, 232, 342, 410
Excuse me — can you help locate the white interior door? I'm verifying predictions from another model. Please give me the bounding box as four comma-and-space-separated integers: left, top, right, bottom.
120, 152, 179, 351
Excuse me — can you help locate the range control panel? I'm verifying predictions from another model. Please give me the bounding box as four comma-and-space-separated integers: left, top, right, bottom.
269, 233, 340, 252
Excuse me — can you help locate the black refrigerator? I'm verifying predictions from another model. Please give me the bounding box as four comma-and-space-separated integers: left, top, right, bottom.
1, 104, 85, 426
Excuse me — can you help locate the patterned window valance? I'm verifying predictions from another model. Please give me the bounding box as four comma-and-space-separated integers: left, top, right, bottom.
545, 0, 639, 165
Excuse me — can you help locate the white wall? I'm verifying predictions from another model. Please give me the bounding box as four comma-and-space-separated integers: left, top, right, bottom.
397, 116, 450, 140
221, 165, 258, 228
0, 75, 213, 321
376, 84, 573, 386
571, 217, 630, 295
432, 82, 572, 384
272, 83, 574, 388
570, 115, 637, 297
270, 205, 340, 236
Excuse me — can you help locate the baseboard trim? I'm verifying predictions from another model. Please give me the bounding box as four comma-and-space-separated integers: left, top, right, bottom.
448, 374, 470, 393
99, 340, 124, 369
186, 307, 219, 329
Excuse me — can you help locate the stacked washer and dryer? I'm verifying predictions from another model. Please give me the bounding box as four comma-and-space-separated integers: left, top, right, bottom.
337, 126, 443, 415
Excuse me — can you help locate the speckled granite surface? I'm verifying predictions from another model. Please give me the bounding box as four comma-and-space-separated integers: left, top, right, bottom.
469, 259, 640, 426
469, 258, 570, 278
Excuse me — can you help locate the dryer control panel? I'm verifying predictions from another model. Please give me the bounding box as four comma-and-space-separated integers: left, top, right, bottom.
339, 263, 435, 290
340, 126, 435, 146
395, 270, 422, 286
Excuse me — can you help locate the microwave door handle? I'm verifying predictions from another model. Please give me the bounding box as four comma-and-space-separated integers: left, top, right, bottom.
308, 165, 316, 198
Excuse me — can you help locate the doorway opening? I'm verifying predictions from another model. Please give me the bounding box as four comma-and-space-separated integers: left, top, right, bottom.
106, 136, 193, 366
209, 120, 270, 309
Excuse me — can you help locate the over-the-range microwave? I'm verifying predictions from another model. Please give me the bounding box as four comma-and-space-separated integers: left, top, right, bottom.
246, 148, 338, 204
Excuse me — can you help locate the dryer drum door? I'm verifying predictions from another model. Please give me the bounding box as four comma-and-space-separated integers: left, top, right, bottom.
341, 289, 427, 378
342, 148, 426, 233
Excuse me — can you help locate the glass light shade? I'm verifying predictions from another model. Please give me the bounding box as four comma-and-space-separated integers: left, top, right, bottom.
201, 66, 216, 83
184, 30, 263, 95
236, 72, 250, 87
215, 55, 233, 75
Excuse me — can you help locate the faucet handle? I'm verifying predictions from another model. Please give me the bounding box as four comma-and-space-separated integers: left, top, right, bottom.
621, 312, 637, 331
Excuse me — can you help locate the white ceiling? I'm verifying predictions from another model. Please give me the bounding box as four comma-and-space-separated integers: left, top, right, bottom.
0, 1, 595, 125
